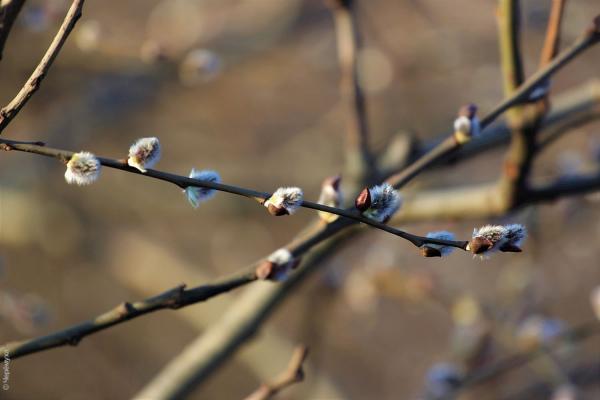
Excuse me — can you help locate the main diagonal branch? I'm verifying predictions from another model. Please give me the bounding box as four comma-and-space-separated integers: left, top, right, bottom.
0, 138, 468, 250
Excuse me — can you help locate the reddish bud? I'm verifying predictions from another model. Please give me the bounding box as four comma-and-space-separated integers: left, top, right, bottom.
256, 261, 276, 280
355, 187, 371, 211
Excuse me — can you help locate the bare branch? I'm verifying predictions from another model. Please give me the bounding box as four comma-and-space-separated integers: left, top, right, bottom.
0, 0, 84, 134
1, 270, 256, 359
0, 0, 25, 60
243, 345, 309, 400
326, 0, 377, 182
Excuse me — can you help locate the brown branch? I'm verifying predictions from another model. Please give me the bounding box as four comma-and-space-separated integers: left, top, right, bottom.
1, 270, 257, 359
243, 346, 309, 400
539, 0, 567, 67
0, 0, 84, 134
0, 0, 25, 60
326, 0, 377, 182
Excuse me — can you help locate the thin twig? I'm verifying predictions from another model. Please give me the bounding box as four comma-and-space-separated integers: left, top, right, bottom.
243, 345, 309, 400
1, 270, 256, 359
0, 0, 84, 134
539, 0, 567, 67
0, 0, 26, 60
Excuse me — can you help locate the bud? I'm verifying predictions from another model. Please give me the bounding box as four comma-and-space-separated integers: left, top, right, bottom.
64, 151, 101, 185
127, 137, 161, 173
263, 187, 304, 216
256, 249, 300, 281
356, 183, 401, 222
421, 231, 456, 257
453, 104, 480, 144
354, 187, 371, 211
184, 169, 220, 208
318, 175, 343, 222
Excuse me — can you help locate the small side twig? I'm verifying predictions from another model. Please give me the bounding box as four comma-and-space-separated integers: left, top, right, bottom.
0, 0, 84, 134
243, 345, 309, 400
0, 0, 26, 60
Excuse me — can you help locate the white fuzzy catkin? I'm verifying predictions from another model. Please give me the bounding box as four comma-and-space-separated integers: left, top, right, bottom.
423, 231, 456, 257
363, 183, 402, 222
264, 187, 304, 215
266, 248, 295, 281
127, 137, 161, 173
184, 169, 221, 208
64, 152, 101, 185
453, 115, 481, 141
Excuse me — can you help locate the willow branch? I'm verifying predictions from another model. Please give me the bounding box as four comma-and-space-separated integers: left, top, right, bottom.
0, 0, 84, 134
383, 79, 600, 177
481, 18, 600, 128
243, 345, 309, 400
0, 138, 469, 250
1, 270, 257, 359
326, 0, 377, 182
0, 0, 25, 60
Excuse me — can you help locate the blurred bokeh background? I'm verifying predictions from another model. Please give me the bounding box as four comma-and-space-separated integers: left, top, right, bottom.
0, 0, 599, 399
